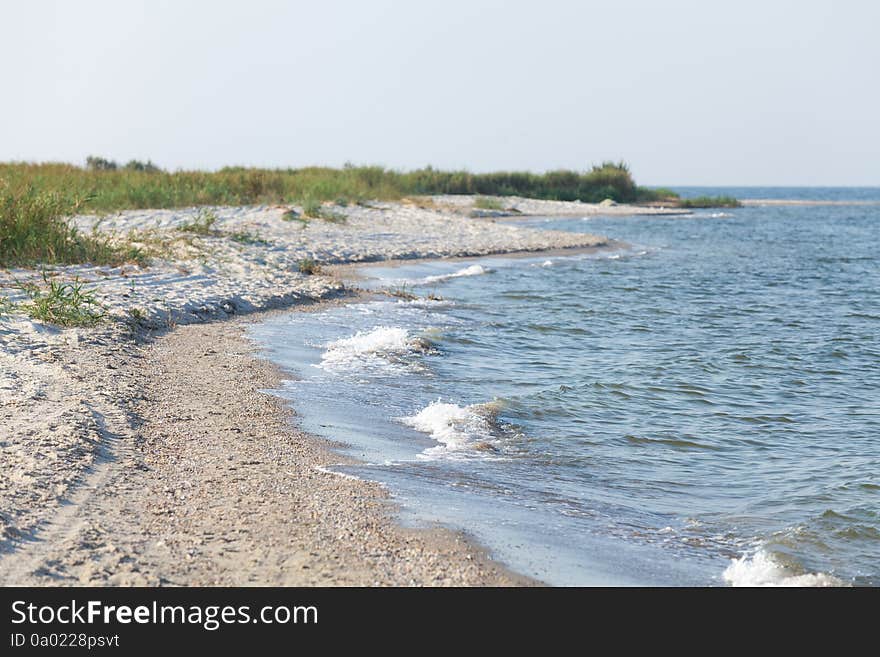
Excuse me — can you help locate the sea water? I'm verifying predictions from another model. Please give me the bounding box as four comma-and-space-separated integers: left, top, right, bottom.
250, 189, 880, 586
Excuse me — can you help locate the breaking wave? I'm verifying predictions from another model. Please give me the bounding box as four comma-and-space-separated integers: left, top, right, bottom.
722, 549, 843, 587
319, 326, 432, 370
398, 399, 515, 458
420, 264, 489, 285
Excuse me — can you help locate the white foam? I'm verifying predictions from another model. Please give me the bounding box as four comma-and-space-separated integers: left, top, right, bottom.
540, 260, 554, 268
319, 326, 412, 369
313, 465, 364, 482
722, 549, 843, 587
398, 400, 504, 457
421, 264, 489, 285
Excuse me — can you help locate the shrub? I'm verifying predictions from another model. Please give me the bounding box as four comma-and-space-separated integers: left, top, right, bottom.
123, 159, 162, 173
85, 156, 118, 171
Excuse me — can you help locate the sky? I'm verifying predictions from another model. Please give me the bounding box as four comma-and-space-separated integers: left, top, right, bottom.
1, 0, 878, 185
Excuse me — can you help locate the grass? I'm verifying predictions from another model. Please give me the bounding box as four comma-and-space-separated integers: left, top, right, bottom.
281, 208, 309, 227
631, 187, 741, 208
301, 198, 346, 223
127, 307, 146, 322
473, 197, 505, 211
177, 208, 219, 235
678, 196, 742, 209
0, 160, 661, 216
0, 183, 147, 267
3, 159, 745, 269
635, 187, 682, 204
228, 230, 271, 246
18, 273, 105, 327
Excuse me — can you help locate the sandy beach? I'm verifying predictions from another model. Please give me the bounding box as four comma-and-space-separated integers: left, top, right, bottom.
0, 196, 681, 586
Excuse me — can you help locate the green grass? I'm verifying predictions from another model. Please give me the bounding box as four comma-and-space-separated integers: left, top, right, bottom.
280, 208, 308, 227
473, 197, 505, 210
0, 183, 147, 267
1, 159, 725, 268
19, 273, 105, 327
228, 230, 271, 246
301, 198, 346, 223
177, 208, 219, 235
0, 160, 659, 215
678, 196, 742, 209
127, 307, 147, 322
638, 187, 680, 202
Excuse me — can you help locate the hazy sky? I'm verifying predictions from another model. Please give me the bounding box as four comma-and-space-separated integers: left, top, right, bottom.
2, 0, 878, 185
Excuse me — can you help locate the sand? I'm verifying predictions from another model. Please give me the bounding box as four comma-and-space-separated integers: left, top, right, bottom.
0, 195, 673, 586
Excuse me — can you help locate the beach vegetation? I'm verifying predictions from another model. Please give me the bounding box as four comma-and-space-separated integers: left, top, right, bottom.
678, 196, 742, 208
401, 162, 645, 203
629, 188, 741, 208
0, 160, 668, 216
0, 183, 147, 267
19, 273, 105, 327
228, 230, 271, 246
85, 156, 118, 172
86, 156, 162, 174
128, 306, 146, 322
301, 198, 346, 223
297, 258, 321, 275
636, 187, 681, 203
123, 159, 162, 173
300, 198, 322, 218
1, 160, 742, 268
280, 208, 308, 227
177, 209, 219, 235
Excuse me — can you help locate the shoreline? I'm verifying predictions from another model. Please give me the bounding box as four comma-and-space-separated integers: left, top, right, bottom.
0, 195, 637, 586
0, 298, 534, 585
327, 239, 628, 284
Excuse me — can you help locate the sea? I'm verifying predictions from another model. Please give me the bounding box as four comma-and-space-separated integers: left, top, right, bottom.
249, 187, 880, 586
